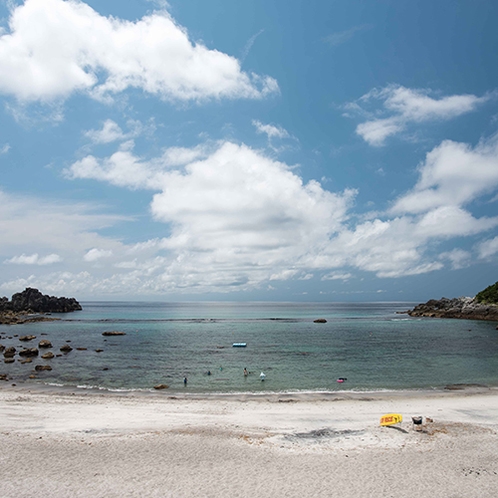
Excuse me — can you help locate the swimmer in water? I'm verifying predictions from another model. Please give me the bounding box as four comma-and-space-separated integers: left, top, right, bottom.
244, 368, 248, 376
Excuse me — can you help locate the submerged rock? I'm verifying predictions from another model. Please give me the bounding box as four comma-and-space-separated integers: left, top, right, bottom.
313, 318, 327, 323
38, 340, 52, 348
154, 384, 169, 390
19, 348, 39, 357
60, 344, 73, 353
3, 347, 16, 358
102, 331, 126, 336
41, 352, 55, 359
19, 335, 36, 342
35, 365, 52, 372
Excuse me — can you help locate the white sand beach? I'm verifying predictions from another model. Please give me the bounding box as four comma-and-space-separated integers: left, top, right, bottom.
1, 385, 498, 497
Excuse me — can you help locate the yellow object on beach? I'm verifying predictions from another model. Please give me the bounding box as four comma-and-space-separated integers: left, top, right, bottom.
380, 413, 403, 426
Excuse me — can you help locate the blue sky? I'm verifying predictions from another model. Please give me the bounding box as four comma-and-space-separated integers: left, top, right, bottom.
1, 0, 498, 301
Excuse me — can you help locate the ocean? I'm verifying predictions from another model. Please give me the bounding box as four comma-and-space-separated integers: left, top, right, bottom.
2, 301, 498, 394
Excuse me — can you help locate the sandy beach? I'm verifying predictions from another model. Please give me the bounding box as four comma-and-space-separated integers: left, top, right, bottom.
0, 385, 497, 497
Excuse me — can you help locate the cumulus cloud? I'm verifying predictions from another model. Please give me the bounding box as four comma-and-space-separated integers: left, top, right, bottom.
65, 140, 357, 289
62, 135, 498, 290
83, 119, 155, 144
0, 0, 278, 103
0, 143, 10, 154
4, 253, 62, 265
347, 85, 489, 146
392, 133, 498, 214
84, 248, 113, 262
477, 236, 498, 260
439, 249, 472, 270
6, 131, 498, 296
84, 120, 126, 144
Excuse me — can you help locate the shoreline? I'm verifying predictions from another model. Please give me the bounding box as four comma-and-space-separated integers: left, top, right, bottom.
1, 378, 495, 400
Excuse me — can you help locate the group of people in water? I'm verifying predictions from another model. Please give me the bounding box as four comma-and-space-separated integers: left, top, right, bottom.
183, 367, 264, 386
183, 369, 347, 386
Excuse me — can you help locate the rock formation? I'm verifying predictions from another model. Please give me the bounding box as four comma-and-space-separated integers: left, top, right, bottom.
0, 288, 82, 313
408, 297, 498, 321
0, 288, 81, 324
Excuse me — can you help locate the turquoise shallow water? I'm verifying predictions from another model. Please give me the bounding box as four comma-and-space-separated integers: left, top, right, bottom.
1, 301, 498, 393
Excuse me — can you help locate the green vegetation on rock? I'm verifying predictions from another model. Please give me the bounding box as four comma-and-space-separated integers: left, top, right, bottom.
475, 281, 498, 304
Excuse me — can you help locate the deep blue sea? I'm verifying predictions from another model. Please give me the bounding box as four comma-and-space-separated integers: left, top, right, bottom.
2, 301, 498, 394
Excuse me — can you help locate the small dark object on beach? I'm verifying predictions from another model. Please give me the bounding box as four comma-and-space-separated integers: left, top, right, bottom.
313, 318, 327, 323
412, 416, 423, 425
102, 331, 126, 336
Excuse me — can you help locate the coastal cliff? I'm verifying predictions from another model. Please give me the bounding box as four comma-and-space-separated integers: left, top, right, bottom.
0, 288, 82, 325
408, 296, 498, 321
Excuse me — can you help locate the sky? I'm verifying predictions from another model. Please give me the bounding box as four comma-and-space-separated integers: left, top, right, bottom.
1, 0, 498, 302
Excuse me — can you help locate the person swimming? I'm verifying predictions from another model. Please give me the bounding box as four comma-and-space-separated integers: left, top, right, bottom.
260, 372, 266, 381
244, 368, 248, 376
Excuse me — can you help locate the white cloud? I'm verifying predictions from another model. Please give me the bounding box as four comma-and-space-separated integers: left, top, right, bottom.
4, 253, 62, 265
61, 135, 498, 290
84, 248, 113, 262
252, 120, 289, 139
0, 143, 10, 154
252, 120, 296, 152
439, 249, 472, 270
0, 0, 278, 103
321, 272, 352, 281
477, 236, 498, 259
84, 119, 155, 144
66, 140, 357, 289
392, 133, 498, 215
6, 130, 498, 296
348, 85, 489, 146
84, 120, 126, 144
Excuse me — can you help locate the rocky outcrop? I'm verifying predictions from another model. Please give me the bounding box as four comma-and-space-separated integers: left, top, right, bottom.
0, 288, 81, 325
408, 297, 498, 321
0, 288, 82, 313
